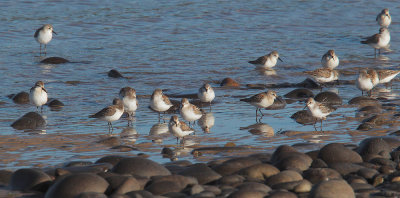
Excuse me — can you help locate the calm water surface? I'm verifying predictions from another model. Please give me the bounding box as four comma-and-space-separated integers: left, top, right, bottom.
0, 0, 400, 169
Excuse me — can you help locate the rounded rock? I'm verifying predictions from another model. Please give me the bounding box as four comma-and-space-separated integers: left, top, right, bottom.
40, 57, 69, 64
218, 174, 245, 186
11, 112, 46, 130
284, 88, 314, 99
179, 163, 222, 185
105, 175, 141, 195
310, 179, 355, 198
45, 173, 109, 198
318, 143, 362, 164
220, 78, 240, 87
267, 190, 297, 198
238, 163, 280, 181
265, 170, 303, 187
356, 138, 391, 161
95, 155, 126, 166
314, 91, 342, 105
228, 190, 267, 198
10, 92, 30, 104
266, 96, 286, 110
294, 179, 312, 193
108, 69, 124, 78
10, 168, 52, 191
290, 110, 317, 125
348, 96, 380, 107
303, 168, 342, 184
112, 157, 171, 178
213, 157, 261, 176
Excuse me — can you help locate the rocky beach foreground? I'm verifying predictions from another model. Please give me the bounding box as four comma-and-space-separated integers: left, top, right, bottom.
2, 136, 400, 198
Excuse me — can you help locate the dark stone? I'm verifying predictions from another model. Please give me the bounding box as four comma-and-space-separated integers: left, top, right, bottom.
328, 163, 365, 176
108, 69, 124, 78
310, 179, 355, 198
146, 175, 197, 195
357, 106, 382, 117
10, 168, 52, 191
291, 110, 317, 125
356, 137, 391, 161
348, 96, 380, 107
9, 92, 30, 104
112, 157, 171, 178
311, 159, 328, 168
179, 163, 222, 184
357, 168, 379, 180
213, 157, 261, 176
40, 57, 70, 64
220, 78, 240, 87
267, 190, 298, 198
266, 96, 286, 110
296, 78, 320, 89
228, 190, 267, 198
105, 175, 141, 195
11, 112, 46, 130
218, 174, 245, 186
95, 155, 125, 166
125, 190, 154, 198
314, 91, 342, 105
303, 168, 342, 184
77, 192, 107, 198
265, 170, 303, 187
64, 161, 93, 167
238, 163, 280, 181
45, 173, 109, 198
47, 99, 64, 108
271, 145, 312, 171
0, 170, 13, 186
318, 143, 363, 164
284, 88, 314, 99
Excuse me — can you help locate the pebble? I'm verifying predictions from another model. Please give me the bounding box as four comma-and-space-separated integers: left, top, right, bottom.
40, 57, 70, 64
11, 112, 46, 130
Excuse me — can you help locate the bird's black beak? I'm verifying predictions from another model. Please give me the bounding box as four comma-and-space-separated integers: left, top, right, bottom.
303, 105, 307, 110
278, 57, 283, 62
52, 30, 57, 35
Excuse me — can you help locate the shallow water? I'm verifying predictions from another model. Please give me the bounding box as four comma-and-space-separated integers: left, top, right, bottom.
0, 0, 400, 169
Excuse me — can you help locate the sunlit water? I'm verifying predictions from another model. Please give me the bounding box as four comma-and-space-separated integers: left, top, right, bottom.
0, 0, 400, 169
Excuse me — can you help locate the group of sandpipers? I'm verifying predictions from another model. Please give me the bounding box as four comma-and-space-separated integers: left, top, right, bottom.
29, 8, 398, 143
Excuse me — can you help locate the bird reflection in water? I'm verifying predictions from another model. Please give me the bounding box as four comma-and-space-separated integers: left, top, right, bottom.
240, 122, 274, 137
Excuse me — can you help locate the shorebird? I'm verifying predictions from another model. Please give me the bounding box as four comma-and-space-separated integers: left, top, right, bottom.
248, 50, 283, 69
168, 115, 194, 144
119, 87, 138, 125
305, 97, 336, 131
34, 24, 57, 55
180, 98, 203, 126
321, 50, 339, 69
376, 8, 391, 28
377, 69, 400, 88
240, 90, 277, 118
356, 69, 379, 96
198, 83, 215, 109
150, 89, 173, 121
29, 81, 48, 112
304, 68, 339, 87
90, 98, 124, 132
361, 27, 390, 56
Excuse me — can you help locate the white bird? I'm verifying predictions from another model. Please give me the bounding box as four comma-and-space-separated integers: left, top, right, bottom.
150, 89, 173, 120
198, 83, 215, 108
321, 50, 339, 69
376, 8, 391, 28
90, 98, 124, 132
305, 97, 336, 130
180, 98, 203, 125
361, 27, 390, 56
248, 50, 283, 69
119, 87, 138, 125
34, 24, 57, 55
169, 115, 194, 144
29, 81, 48, 112
356, 69, 379, 96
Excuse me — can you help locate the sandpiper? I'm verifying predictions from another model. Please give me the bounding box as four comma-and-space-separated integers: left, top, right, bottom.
240, 90, 277, 118
119, 87, 138, 125
361, 27, 390, 56
376, 8, 391, 28
180, 98, 203, 126
89, 98, 124, 132
377, 69, 400, 88
34, 24, 57, 55
198, 83, 215, 108
321, 50, 339, 69
305, 97, 336, 130
168, 115, 194, 144
304, 68, 339, 89
356, 69, 379, 96
248, 50, 283, 69
150, 89, 173, 120
29, 81, 48, 112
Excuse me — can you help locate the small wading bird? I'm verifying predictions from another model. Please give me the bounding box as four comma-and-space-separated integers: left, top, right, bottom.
180, 98, 203, 126
150, 89, 173, 122
34, 24, 57, 55
248, 50, 283, 69
304, 68, 339, 89
198, 83, 215, 109
356, 69, 379, 96
168, 115, 194, 144
89, 98, 124, 133
305, 97, 336, 131
361, 27, 390, 57
376, 70, 400, 89
119, 87, 138, 126
376, 8, 391, 28
321, 50, 339, 69
29, 81, 48, 113
240, 90, 277, 119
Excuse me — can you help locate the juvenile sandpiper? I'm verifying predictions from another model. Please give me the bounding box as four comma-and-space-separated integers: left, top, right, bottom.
29, 81, 48, 113
248, 50, 283, 69
90, 98, 124, 132
168, 115, 194, 144
119, 87, 138, 125
34, 24, 57, 55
